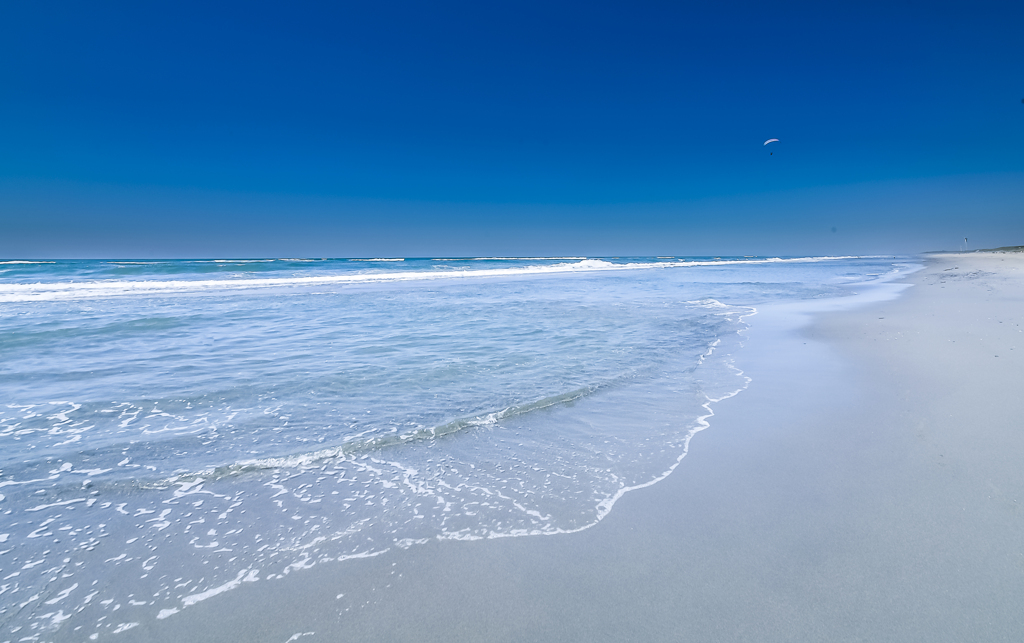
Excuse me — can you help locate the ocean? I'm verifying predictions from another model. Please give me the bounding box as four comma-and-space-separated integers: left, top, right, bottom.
0, 256, 913, 639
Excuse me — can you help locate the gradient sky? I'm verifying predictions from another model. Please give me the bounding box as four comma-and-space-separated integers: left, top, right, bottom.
1, 0, 1022, 258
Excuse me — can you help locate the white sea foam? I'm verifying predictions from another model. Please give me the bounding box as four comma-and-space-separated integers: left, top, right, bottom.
26, 498, 86, 512
0, 256, 854, 302
432, 257, 587, 261
180, 569, 258, 608
212, 259, 277, 263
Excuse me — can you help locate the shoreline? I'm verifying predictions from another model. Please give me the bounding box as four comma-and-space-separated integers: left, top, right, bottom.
124, 252, 1024, 642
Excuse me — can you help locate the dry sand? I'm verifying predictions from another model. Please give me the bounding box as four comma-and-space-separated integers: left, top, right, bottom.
132, 252, 1024, 643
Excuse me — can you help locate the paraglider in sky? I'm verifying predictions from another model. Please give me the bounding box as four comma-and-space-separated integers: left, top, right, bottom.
764, 138, 779, 154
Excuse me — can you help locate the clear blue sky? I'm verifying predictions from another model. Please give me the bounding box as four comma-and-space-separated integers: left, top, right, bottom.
1, 1, 1022, 257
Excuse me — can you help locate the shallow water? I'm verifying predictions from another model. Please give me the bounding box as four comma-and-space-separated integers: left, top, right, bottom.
0, 256, 912, 639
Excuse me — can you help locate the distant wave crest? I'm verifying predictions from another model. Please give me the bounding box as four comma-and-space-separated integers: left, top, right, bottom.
0, 256, 855, 302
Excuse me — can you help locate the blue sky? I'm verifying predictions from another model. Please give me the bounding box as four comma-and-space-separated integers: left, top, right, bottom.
1, 1, 1022, 257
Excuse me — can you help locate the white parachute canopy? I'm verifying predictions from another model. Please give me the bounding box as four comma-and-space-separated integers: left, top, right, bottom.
763, 138, 779, 145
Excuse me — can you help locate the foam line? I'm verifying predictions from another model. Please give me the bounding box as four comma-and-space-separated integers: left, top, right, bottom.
157, 386, 601, 483
0, 256, 856, 302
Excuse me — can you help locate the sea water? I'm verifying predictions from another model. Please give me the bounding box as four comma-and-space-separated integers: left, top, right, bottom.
0, 256, 912, 639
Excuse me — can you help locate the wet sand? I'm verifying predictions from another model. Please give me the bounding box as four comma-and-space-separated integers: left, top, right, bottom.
130, 252, 1024, 643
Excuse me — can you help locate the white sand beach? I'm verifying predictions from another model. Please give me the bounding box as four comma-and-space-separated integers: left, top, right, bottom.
131, 251, 1024, 643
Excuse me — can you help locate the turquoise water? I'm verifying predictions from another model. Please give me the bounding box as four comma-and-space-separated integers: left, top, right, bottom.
0, 256, 911, 638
